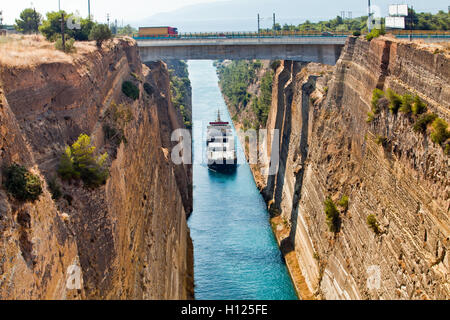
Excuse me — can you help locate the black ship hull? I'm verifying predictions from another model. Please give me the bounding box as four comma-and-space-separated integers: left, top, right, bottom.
207, 161, 237, 173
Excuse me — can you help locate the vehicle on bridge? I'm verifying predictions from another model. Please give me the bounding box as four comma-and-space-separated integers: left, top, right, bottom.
138, 26, 178, 38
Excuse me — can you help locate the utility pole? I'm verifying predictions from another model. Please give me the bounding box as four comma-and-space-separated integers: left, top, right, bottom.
257, 14, 260, 36
107, 13, 110, 27
368, 0, 372, 32
0, 11, 3, 29
59, 12, 65, 51
88, 0, 91, 20
58, 0, 61, 11
33, 7, 38, 34
273, 13, 276, 35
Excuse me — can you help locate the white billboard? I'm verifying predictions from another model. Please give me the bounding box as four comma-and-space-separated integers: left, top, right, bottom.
389, 4, 409, 16
386, 16, 406, 29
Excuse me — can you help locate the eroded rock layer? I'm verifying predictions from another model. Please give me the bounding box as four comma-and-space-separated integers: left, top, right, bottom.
0, 38, 193, 299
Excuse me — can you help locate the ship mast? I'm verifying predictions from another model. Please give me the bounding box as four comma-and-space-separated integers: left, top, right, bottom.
217, 109, 221, 122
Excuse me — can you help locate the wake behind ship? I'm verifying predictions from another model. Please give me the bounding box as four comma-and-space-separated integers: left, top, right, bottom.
206, 110, 237, 172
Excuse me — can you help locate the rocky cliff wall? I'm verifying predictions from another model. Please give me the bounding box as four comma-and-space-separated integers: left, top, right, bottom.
0, 37, 193, 299
223, 36, 449, 299
265, 37, 449, 299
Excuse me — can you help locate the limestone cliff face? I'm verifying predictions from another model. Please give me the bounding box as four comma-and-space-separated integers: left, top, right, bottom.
230, 37, 449, 299
0, 38, 193, 299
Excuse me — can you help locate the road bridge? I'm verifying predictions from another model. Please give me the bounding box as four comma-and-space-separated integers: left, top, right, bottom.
136, 36, 347, 65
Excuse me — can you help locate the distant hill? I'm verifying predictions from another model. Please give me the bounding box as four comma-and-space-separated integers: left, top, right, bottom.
132, 0, 449, 32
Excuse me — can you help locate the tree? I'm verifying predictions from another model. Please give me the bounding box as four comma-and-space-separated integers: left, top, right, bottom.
117, 24, 137, 35
15, 8, 42, 33
39, 11, 69, 41
89, 24, 112, 47
57, 134, 109, 188
39, 11, 95, 41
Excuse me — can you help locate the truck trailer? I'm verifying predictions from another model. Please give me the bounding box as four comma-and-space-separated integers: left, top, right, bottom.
138, 26, 178, 37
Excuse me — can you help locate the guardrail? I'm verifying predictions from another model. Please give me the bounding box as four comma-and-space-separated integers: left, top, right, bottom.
133, 31, 450, 41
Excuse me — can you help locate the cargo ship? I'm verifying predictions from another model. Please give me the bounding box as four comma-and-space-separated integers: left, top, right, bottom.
206, 110, 237, 172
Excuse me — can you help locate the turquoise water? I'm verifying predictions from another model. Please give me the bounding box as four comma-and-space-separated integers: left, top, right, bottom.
187, 60, 297, 300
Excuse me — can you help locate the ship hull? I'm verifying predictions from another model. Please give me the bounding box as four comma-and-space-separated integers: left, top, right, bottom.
207, 161, 237, 173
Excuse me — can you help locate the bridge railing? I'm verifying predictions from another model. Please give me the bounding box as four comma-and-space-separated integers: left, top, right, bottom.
133, 30, 450, 41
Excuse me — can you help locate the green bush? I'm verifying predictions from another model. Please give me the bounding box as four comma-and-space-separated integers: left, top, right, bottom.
324, 198, 340, 233
399, 94, 413, 114
411, 95, 427, 115
366, 111, 375, 123
371, 89, 384, 114
89, 23, 112, 47
3, 164, 42, 202
122, 81, 140, 100
57, 134, 109, 188
54, 36, 76, 53
365, 28, 385, 41
375, 135, 387, 146
353, 30, 361, 36
413, 113, 437, 133
367, 214, 380, 234
270, 60, 281, 71
387, 89, 402, 114
337, 195, 349, 211
39, 11, 95, 41
430, 118, 450, 145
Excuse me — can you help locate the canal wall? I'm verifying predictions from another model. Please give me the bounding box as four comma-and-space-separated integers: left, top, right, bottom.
0, 37, 193, 299
221, 36, 450, 299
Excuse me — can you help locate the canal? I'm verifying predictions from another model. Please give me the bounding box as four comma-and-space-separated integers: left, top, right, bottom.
187, 60, 297, 300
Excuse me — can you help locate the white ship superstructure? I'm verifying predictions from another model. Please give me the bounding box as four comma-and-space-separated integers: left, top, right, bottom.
206, 110, 237, 171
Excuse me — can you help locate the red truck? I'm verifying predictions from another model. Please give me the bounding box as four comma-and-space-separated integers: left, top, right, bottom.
138, 26, 178, 37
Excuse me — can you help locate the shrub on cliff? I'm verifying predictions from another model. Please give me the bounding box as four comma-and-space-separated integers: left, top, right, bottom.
54, 35, 76, 53
337, 195, 349, 211
122, 81, 140, 100
324, 198, 340, 233
413, 113, 437, 133
399, 94, 414, 114
3, 164, 43, 202
365, 28, 385, 41
387, 89, 402, 114
270, 60, 281, 71
371, 89, 385, 114
411, 95, 427, 115
89, 24, 112, 47
367, 214, 380, 234
57, 134, 109, 188
430, 118, 450, 145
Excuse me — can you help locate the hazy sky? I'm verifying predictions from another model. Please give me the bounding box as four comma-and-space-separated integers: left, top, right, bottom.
0, 0, 219, 24
1, 0, 447, 26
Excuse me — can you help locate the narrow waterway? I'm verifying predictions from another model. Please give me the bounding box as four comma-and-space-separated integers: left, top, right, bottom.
187, 60, 297, 300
